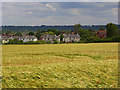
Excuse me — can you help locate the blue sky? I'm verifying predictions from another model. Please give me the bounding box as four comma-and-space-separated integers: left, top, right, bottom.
2, 2, 118, 25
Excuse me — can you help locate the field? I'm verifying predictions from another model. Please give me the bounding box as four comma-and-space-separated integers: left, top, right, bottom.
2, 43, 118, 88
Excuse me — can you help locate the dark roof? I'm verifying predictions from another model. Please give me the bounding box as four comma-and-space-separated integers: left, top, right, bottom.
20, 36, 37, 39
64, 34, 80, 38
41, 34, 56, 38
2, 36, 9, 40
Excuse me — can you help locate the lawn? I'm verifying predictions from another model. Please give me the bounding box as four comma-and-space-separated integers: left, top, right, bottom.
2, 43, 118, 88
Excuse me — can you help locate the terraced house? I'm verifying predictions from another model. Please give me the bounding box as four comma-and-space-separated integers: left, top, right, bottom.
2, 32, 81, 44
63, 33, 81, 43
41, 34, 60, 43
2, 35, 38, 44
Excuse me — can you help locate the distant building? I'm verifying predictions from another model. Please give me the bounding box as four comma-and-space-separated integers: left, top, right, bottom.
63, 33, 80, 43
41, 34, 60, 43
2, 35, 38, 44
96, 31, 107, 39
20, 36, 37, 42
2, 36, 10, 44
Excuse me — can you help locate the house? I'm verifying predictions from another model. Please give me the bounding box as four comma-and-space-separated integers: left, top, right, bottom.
2, 36, 10, 44
41, 34, 60, 43
2, 35, 38, 44
20, 36, 37, 42
96, 31, 107, 39
63, 33, 80, 43
9, 36, 20, 40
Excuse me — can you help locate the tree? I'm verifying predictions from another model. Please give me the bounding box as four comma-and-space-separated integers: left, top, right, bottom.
54, 40, 58, 44
74, 24, 81, 33
78, 29, 93, 41
88, 28, 93, 32
15, 32, 22, 37
47, 29, 61, 35
8, 39, 14, 44
106, 23, 118, 38
60, 34, 64, 41
36, 29, 41, 40
46, 31, 55, 35
19, 40, 23, 44
6, 30, 12, 35
14, 38, 19, 44
99, 26, 105, 31
28, 31, 35, 35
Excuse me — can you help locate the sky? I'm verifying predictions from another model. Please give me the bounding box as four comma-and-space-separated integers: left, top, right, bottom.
2, 2, 118, 26
1, 0, 119, 2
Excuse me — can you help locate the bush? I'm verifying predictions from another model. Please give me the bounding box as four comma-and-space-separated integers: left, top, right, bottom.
19, 40, 23, 44
93, 38, 113, 43
54, 40, 58, 44
35, 40, 46, 44
111, 36, 120, 42
8, 39, 15, 44
23, 41, 33, 44
47, 41, 51, 44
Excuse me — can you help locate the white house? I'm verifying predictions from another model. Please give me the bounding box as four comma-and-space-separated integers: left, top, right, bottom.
2, 36, 10, 44
41, 34, 60, 43
20, 36, 37, 42
63, 33, 80, 43
2, 35, 38, 44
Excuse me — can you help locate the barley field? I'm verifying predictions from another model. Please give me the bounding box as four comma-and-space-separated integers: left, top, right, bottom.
2, 43, 118, 88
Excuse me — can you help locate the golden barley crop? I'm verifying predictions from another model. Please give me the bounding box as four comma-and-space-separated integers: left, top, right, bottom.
2, 43, 118, 88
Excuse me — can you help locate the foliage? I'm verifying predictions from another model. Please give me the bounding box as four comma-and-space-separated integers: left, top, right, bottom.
106, 23, 118, 38
1, 25, 109, 34
36, 29, 41, 40
8, 39, 23, 44
5, 30, 13, 35
23, 40, 46, 44
111, 35, 120, 42
73, 24, 81, 33
54, 40, 58, 44
47, 41, 51, 44
14, 32, 22, 37
99, 26, 105, 30
43, 31, 55, 35
60, 34, 64, 41
34, 40, 46, 44
78, 28, 93, 41
47, 29, 61, 35
28, 31, 35, 35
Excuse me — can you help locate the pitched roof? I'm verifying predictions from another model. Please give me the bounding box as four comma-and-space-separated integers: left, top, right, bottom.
64, 34, 80, 38
20, 36, 37, 39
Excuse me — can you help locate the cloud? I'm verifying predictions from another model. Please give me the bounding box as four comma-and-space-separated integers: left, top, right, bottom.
46, 4, 56, 11
112, 8, 118, 16
27, 11, 33, 14
69, 8, 81, 15
2, 2, 118, 25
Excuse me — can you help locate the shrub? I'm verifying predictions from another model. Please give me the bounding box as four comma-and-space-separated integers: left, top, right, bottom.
54, 40, 58, 44
35, 40, 46, 44
111, 36, 120, 42
47, 41, 51, 44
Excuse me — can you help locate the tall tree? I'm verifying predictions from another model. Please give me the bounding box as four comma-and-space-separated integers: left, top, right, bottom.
74, 24, 81, 33
36, 29, 41, 40
15, 32, 22, 37
6, 30, 12, 35
106, 23, 118, 38
60, 34, 64, 41
28, 31, 35, 35
78, 28, 92, 41
99, 26, 105, 31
